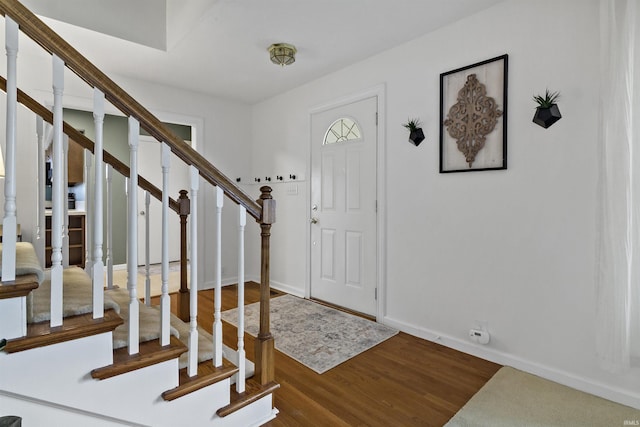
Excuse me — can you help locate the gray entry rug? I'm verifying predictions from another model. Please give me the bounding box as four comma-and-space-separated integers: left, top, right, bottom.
445, 366, 640, 427
220, 294, 398, 374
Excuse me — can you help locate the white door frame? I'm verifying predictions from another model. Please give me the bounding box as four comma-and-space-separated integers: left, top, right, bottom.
306, 84, 387, 322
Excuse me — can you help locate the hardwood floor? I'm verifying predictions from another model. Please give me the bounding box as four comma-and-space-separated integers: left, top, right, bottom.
159, 283, 501, 426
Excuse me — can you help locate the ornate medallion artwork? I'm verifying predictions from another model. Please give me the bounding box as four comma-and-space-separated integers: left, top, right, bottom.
443, 74, 503, 167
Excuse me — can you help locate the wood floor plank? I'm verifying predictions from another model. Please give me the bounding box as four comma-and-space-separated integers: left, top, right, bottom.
161, 282, 500, 426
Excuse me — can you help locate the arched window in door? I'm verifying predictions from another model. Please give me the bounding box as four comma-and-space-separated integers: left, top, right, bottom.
323, 118, 362, 144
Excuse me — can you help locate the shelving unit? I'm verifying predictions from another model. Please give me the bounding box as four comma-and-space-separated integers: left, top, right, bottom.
45, 213, 85, 268
68, 139, 84, 184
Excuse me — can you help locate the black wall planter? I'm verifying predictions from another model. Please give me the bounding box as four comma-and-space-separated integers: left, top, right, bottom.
409, 128, 425, 146
533, 104, 562, 128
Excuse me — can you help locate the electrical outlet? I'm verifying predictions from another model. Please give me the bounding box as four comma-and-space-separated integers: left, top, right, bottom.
470, 320, 490, 345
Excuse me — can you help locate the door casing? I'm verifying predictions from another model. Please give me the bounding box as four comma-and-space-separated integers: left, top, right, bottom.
306, 85, 387, 322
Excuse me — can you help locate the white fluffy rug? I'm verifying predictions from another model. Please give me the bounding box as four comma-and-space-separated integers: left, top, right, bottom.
110, 265, 184, 298
221, 294, 398, 374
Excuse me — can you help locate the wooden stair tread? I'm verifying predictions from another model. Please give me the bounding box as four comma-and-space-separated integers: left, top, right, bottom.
4, 308, 123, 353
0, 273, 40, 299
162, 358, 238, 401
216, 379, 279, 417
91, 335, 187, 380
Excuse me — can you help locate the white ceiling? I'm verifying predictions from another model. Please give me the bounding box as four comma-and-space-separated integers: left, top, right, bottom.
22, 0, 505, 104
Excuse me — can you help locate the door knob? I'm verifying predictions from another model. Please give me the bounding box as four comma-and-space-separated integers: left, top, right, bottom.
310, 217, 319, 224
139, 211, 145, 216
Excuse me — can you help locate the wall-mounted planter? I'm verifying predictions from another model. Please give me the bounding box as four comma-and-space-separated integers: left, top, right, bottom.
403, 118, 425, 146
533, 104, 562, 128
409, 128, 425, 146
532, 90, 561, 129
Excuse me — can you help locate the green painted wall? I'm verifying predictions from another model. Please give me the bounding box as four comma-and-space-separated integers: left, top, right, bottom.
64, 108, 129, 265
62, 108, 192, 265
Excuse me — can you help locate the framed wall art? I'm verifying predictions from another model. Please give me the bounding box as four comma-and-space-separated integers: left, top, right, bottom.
439, 54, 508, 173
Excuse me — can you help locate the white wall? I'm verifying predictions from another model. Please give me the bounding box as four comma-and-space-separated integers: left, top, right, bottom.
250, 0, 640, 408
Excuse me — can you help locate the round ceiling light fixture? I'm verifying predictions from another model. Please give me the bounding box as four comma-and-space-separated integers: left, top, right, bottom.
268, 43, 297, 67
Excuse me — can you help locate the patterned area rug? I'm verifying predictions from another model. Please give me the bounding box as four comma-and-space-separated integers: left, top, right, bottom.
221, 294, 398, 374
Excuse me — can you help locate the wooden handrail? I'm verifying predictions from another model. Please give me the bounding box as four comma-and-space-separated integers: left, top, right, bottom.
0, 75, 180, 214
0, 0, 262, 220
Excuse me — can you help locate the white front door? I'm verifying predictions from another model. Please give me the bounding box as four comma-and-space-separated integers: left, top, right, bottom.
310, 96, 378, 316
137, 137, 190, 265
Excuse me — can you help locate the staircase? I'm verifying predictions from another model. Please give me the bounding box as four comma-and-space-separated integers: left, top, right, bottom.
0, 1, 278, 425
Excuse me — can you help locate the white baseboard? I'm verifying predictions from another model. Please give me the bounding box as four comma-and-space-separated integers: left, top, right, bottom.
112, 262, 184, 272
383, 315, 640, 410
242, 276, 305, 298
269, 279, 305, 298
202, 276, 241, 290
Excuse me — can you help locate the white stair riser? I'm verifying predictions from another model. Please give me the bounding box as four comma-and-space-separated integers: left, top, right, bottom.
1, 387, 276, 427
0, 333, 235, 426
0, 297, 27, 339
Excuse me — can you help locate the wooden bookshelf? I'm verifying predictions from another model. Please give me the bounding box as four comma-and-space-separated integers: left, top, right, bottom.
45, 213, 85, 268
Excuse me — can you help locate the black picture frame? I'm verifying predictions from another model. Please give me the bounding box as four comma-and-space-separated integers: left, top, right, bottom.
439, 54, 508, 173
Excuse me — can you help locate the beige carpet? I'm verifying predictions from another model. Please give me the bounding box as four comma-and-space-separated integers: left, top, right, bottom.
445, 366, 640, 427
109, 263, 185, 298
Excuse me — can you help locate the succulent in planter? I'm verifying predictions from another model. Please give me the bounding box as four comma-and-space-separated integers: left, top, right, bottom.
532, 89, 562, 128
402, 118, 425, 146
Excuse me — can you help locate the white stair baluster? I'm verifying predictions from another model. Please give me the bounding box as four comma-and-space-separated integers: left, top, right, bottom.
35, 116, 46, 267
160, 142, 171, 346
62, 136, 70, 268
187, 166, 199, 376
127, 117, 140, 354
236, 205, 247, 393
105, 164, 114, 289
92, 89, 105, 318
50, 54, 65, 327
213, 186, 223, 367
2, 17, 18, 282
144, 191, 151, 306
84, 149, 93, 273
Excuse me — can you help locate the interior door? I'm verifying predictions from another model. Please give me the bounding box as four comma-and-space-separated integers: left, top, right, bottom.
310, 96, 377, 316
137, 137, 190, 265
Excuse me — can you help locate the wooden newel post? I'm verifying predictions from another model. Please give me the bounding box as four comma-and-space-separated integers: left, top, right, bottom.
178, 190, 190, 322
255, 186, 276, 385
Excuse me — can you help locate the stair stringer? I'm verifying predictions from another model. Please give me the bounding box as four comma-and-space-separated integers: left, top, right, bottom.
0, 391, 145, 427
0, 332, 244, 426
